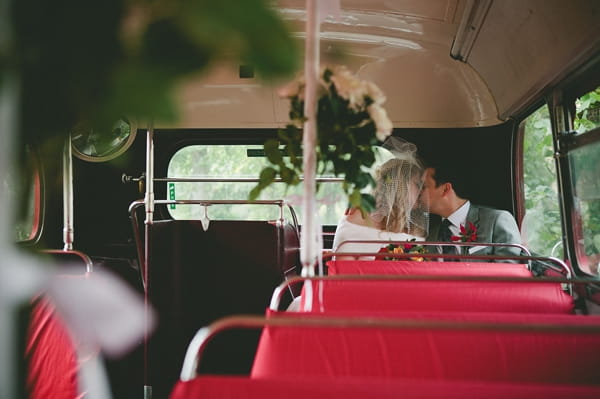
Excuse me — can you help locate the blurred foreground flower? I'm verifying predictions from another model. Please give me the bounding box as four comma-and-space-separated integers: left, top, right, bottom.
252, 65, 393, 213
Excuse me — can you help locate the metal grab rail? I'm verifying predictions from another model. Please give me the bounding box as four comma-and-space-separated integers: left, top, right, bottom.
122, 174, 345, 184
128, 198, 300, 291
179, 312, 600, 381
129, 199, 297, 226
39, 249, 94, 273
324, 244, 570, 278
336, 239, 532, 256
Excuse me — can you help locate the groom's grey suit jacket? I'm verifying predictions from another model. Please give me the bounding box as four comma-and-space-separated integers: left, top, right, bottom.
427, 204, 522, 260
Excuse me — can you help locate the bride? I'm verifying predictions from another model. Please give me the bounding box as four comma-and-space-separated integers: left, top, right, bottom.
332, 138, 429, 259
287, 138, 428, 311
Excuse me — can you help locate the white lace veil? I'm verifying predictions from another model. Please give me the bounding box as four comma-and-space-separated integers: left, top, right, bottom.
370, 137, 429, 237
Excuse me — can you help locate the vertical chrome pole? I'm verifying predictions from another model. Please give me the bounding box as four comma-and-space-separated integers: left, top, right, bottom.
0, 34, 19, 399
143, 123, 154, 399
300, 0, 319, 277
63, 136, 74, 250
145, 123, 155, 227
0, 1, 20, 395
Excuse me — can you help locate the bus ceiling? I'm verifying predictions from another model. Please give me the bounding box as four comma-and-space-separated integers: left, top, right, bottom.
150, 0, 600, 130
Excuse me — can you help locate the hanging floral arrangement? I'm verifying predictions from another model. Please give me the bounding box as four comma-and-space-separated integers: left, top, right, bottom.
249, 65, 393, 212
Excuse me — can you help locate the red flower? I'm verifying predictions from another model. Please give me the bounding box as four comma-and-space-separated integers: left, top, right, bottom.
377, 246, 390, 254
451, 222, 478, 243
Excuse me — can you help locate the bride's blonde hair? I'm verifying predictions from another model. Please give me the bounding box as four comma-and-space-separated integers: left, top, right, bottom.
371, 139, 428, 236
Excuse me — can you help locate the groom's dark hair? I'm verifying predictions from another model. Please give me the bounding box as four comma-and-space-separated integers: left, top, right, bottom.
424, 158, 469, 199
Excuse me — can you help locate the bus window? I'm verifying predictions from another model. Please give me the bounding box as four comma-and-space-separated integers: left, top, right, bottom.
574, 88, 600, 134
11, 146, 41, 243
520, 105, 562, 257
167, 144, 347, 225
570, 86, 600, 275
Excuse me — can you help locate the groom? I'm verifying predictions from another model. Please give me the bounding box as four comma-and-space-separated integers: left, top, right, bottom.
421, 165, 522, 260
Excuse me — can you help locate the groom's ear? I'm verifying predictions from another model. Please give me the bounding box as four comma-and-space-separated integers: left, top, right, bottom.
442, 182, 453, 196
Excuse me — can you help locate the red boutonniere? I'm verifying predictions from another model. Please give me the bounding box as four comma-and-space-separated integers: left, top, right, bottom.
451, 221, 478, 243
377, 239, 425, 261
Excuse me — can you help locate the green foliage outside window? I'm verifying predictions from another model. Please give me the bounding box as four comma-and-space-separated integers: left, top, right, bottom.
167, 145, 347, 225
522, 106, 562, 256
522, 87, 600, 274
575, 88, 600, 132
572, 87, 600, 273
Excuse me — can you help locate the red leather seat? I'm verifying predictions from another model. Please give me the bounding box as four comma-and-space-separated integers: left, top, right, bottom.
25, 298, 80, 399
251, 310, 600, 385
171, 375, 600, 399
298, 278, 574, 314
327, 260, 532, 277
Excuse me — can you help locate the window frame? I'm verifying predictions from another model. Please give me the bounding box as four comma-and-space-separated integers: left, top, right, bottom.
15, 144, 44, 246
515, 101, 564, 258
550, 77, 600, 276
560, 126, 600, 276
155, 128, 347, 227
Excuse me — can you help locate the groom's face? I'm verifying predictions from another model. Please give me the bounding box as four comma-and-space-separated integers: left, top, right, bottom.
421, 168, 444, 216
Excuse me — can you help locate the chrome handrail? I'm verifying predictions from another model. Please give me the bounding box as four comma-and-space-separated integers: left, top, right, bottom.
337, 239, 531, 256
40, 249, 94, 273
123, 175, 344, 183
324, 251, 570, 275
130, 199, 297, 226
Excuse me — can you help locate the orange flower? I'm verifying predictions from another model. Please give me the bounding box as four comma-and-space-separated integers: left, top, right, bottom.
377, 240, 425, 261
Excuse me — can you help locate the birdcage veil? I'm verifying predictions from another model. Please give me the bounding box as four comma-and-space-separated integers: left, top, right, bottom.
371, 137, 429, 237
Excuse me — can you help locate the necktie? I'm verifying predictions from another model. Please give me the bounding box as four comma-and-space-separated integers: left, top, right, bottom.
439, 219, 456, 255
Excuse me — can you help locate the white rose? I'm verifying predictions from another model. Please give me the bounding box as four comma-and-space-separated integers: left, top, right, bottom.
368, 104, 393, 141
365, 81, 386, 105
330, 66, 367, 109
277, 77, 305, 99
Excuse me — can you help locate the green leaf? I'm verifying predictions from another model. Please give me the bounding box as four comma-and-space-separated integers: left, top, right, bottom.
354, 171, 372, 189
141, 19, 212, 77
279, 166, 293, 184
360, 193, 376, 213
180, 0, 299, 80
277, 128, 290, 142
349, 189, 361, 208
259, 167, 276, 185
248, 185, 262, 201
264, 139, 283, 165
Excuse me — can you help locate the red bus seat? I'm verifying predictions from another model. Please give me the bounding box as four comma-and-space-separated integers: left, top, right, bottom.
326, 260, 532, 277
298, 278, 574, 314
171, 375, 600, 399
251, 310, 600, 385
146, 219, 299, 398
25, 298, 81, 399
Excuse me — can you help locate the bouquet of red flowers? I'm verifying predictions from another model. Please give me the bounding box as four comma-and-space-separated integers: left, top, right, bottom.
377, 239, 425, 261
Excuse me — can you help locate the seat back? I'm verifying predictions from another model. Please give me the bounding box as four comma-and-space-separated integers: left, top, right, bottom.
25, 298, 80, 399
251, 310, 600, 385
147, 219, 296, 398
326, 260, 532, 276
298, 278, 574, 314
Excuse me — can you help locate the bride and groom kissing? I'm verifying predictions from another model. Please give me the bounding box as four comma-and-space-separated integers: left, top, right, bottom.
332, 138, 522, 260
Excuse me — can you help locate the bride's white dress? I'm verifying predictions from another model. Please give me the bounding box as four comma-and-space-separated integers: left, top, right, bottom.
332, 215, 424, 259
287, 216, 425, 312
